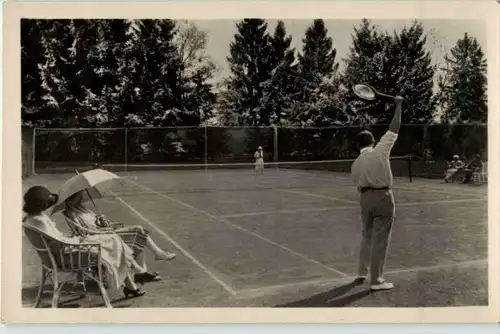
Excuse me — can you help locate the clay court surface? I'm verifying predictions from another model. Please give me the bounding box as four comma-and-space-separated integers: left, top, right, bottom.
22, 168, 488, 308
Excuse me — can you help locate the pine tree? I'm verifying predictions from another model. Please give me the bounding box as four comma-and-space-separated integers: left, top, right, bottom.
260, 21, 297, 125
388, 21, 436, 124
292, 19, 341, 127
222, 19, 274, 126
340, 19, 394, 124
437, 33, 487, 124
298, 19, 338, 82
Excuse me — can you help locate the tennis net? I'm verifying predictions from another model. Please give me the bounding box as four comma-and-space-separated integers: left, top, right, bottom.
99, 156, 409, 175
91, 156, 412, 194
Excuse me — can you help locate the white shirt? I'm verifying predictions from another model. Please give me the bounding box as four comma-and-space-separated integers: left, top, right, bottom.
254, 151, 264, 160
351, 130, 398, 191
23, 212, 79, 244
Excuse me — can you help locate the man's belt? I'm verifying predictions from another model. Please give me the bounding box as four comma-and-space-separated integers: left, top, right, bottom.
360, 187, 390, 193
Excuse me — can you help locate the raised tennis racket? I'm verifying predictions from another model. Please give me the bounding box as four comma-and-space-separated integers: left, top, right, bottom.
352, 83, 398, 101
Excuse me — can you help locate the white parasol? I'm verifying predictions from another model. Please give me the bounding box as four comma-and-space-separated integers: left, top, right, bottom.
50, 168, 121, 215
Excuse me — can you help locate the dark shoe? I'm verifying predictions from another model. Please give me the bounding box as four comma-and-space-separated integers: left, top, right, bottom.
123, 286, 146, 298
134, 271, 161, 284
353, 276, 367, 285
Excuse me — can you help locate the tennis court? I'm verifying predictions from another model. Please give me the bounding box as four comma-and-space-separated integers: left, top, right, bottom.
22, 161, 488, 308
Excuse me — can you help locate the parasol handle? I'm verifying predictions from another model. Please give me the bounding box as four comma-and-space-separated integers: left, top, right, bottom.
74, 168, 99, 213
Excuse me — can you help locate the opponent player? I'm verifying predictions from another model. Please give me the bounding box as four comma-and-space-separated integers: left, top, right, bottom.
254, 146, 264, 174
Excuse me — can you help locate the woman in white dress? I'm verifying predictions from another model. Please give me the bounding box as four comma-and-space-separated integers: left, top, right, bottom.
254, 146, 264, 174
64, 190, 176, 283
444, 155, 464, 183
22, 185, 147, 298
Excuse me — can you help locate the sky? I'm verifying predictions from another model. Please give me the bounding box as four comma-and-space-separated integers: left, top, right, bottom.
192, 19, 487, 85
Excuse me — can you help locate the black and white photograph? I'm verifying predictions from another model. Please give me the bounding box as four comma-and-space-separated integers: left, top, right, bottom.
3, 0, 499, 323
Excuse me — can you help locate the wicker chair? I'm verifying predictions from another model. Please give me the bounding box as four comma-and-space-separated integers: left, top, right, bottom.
472, 161, 488, 184
23, 225, 112, 308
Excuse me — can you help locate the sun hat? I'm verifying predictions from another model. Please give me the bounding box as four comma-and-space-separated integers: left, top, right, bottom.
23, 185, 59, 214
258, 146, 263, 150
453, 155, 459, 159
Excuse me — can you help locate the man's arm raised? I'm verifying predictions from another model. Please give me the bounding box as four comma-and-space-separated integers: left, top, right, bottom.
389, 96, 404, 134
374, 96, 404, 158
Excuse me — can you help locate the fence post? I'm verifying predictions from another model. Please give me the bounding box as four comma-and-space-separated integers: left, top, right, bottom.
204, 125, 208, 171
272, 124, 278, 170
124, 128, 128, 172
31, 127, 36, 175
422, 125, 429, 160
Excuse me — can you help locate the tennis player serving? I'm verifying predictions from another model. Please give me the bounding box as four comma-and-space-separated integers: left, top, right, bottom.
350, 95, 404, 291
254, 146, 264, 174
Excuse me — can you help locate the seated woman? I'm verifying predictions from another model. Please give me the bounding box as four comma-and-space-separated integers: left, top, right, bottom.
64, 191, 175, 282
22, 185, 146, 298
444, 155, 464, 183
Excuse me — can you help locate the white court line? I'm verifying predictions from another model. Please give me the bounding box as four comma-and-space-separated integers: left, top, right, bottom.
236, 259, 487, 297
392, 184, 485, 197
126, 179, 349, 278
279, 188, 359, 204
284, 169, 485, 197
220, 206, 357, 218
280, 188, 485, 206
219, 197, 486, 219
109, 190, 237, 296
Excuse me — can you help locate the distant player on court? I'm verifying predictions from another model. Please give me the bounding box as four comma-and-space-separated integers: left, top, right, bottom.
351, 95, 404, 291
254, 146, 264, 174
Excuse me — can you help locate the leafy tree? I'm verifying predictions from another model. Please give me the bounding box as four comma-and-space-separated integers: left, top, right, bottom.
21, 20, 50, 127
341, 19, 436, 124
437, 33, 487, 124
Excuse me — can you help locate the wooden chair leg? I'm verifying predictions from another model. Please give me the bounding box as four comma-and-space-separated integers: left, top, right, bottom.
34, 268, 48, 308
51, 271, 60, 308
97, 281, 112, 308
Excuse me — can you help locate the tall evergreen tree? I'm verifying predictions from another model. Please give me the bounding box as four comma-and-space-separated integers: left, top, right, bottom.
437, 33, 487, 123
222, 19, 274, 126
298, 19, 338, 82
132, 19, 184, 127
291, 19, 341, 127
389, 21, 436, 124
341, 19, 395, 125
260, 21, 297, 125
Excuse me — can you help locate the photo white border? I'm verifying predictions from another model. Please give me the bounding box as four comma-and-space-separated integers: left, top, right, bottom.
2, 0, 499, 324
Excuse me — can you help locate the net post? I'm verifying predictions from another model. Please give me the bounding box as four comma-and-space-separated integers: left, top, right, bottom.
407, 155, 413, 183
204, 125, 208, 172
31, 127, 36, 175
124, 127, 128, 172
272, 124, 278, 171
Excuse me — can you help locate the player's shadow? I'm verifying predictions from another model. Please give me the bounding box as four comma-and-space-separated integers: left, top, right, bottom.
274, 281, 372, 307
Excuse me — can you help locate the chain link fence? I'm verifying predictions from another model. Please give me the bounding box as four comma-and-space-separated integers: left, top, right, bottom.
24, 124, 487, 178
